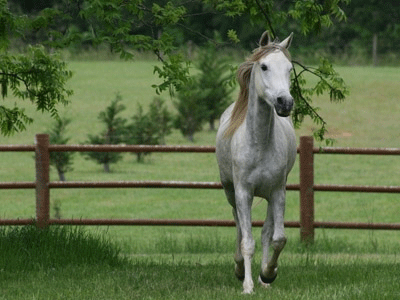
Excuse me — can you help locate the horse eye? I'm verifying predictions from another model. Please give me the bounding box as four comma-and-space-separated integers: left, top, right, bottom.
261, 64, 268, 71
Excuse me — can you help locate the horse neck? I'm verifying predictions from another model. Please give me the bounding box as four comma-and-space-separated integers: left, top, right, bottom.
245, 74, 275, 147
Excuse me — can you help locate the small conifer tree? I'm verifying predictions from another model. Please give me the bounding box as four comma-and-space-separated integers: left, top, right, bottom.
47, 117, 74, 181
127, 97, 172, 162
82, 93, 127, 172
196, 42, 235, 131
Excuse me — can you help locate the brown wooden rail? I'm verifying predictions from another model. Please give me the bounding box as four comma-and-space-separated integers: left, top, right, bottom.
1, 134, 399, 243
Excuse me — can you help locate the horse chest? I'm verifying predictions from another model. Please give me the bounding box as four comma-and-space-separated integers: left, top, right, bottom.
253, 155, 286, 187
233, 147, 288, 194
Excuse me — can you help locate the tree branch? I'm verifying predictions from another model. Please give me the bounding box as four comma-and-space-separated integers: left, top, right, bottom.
254, 0, 277, 39
291, 65, 327, 126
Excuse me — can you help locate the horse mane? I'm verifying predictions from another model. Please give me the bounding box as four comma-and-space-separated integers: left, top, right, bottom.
224, 43, 291, 137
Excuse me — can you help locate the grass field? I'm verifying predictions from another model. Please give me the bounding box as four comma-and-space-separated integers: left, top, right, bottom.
1, 60, 399, 298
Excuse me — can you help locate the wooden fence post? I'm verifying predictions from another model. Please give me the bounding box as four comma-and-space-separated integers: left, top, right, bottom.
299, 136, 314, 243
35, 134, 50, 228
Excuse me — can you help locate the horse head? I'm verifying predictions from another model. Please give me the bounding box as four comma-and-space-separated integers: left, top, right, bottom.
253, 32, 294, 117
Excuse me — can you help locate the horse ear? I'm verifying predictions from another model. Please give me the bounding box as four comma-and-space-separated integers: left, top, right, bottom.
259, 31, 272, 47
279, 32, 293, 49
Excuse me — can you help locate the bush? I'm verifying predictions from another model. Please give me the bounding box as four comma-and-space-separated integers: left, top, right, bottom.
82, 93, 127, 172
173, 80, 208, 142
46, 117, 74, 181
195, 43, 235, 130
127, 97, 172, 162
173, 43, 235, 140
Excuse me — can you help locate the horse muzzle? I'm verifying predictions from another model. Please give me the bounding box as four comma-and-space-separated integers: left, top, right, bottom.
275, 95, 294, 117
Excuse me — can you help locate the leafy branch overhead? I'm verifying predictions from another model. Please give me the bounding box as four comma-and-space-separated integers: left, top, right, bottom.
291, 59, 348, 144
0, 46, 72, 136
0, 0, 351, 141
73, 0, 350, 143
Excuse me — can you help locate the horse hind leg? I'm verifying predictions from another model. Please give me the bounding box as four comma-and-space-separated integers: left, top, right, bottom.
225, 188, 245, 282
232, 208, 245, 281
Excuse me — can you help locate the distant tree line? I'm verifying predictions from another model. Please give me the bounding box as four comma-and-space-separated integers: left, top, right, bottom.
7, 0, 400, 65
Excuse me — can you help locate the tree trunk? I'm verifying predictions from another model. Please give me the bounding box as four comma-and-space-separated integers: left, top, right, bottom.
187, 132, 194, 142
57, 168, 66, 181
372, 33, 378, 67
209, 117, 215, 131
104, 162, 110, 173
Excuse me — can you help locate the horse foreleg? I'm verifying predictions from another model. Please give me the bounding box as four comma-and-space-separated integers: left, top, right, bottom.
259, 191, 287, 287
234, 188, 255, 294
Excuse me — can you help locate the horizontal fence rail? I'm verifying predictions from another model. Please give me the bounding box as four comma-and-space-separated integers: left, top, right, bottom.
1, 134, 399, 242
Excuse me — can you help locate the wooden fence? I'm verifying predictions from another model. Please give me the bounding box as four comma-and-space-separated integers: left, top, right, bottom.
1, 134, 400, 243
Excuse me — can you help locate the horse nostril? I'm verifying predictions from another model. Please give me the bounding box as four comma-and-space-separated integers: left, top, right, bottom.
277, 97, 284, 105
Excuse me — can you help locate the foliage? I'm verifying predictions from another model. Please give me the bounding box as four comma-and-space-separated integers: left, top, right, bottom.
148, 97, 173, 142
82, 93, 127, 172
127, 97, 172, 162
195, 42, 235, 131
65, 0, 352, 142
288, 0, 348, 35
75, 0, 192, 95
291, 58, 348, 144
1, 0, 362, 141
173, 80, 209, 142
0, 45, 73, 136
46, 116, 74, 181
0, 1, 73, 136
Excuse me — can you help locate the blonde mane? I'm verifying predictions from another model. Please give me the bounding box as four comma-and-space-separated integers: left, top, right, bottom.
224, 44, 291, 137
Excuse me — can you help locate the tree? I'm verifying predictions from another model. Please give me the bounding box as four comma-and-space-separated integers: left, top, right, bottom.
3, 0, 351, 142
66, 0, 350, 143
343, 0, 400, 66
196, 41, 235, 131
0, 1, 72, 136
82, 94, 127, 172
46, 117, 74, 181
147, 97, 173, 145
173, 80, 209, 142
127, 97, 172, 162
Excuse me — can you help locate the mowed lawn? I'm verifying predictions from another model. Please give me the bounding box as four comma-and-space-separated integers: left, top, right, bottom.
0, 60, 399, 299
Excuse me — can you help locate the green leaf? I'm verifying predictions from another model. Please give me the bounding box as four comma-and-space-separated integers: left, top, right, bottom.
227, 30, 240, 43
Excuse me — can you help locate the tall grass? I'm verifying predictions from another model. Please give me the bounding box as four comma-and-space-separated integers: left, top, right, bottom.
0, 225, 127, 272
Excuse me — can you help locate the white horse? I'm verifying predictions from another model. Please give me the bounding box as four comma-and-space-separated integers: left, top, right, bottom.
216, 32, 296, 294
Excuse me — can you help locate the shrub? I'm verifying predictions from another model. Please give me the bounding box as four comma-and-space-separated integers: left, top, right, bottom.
82, 93, 127, 172
46, 117, 74, 181
195, 43, 235, 130
127, 97, 172, 162
173, 80, 208, 142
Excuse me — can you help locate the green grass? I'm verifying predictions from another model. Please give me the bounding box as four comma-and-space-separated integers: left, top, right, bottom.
0, 61, 399, 298
1, 226, 399, 299
0, 226, 126, 272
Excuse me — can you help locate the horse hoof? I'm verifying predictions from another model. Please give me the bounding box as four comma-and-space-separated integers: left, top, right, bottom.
259, 272, 277, 284
242, 288, 253, 295
258, 276, 271, 289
